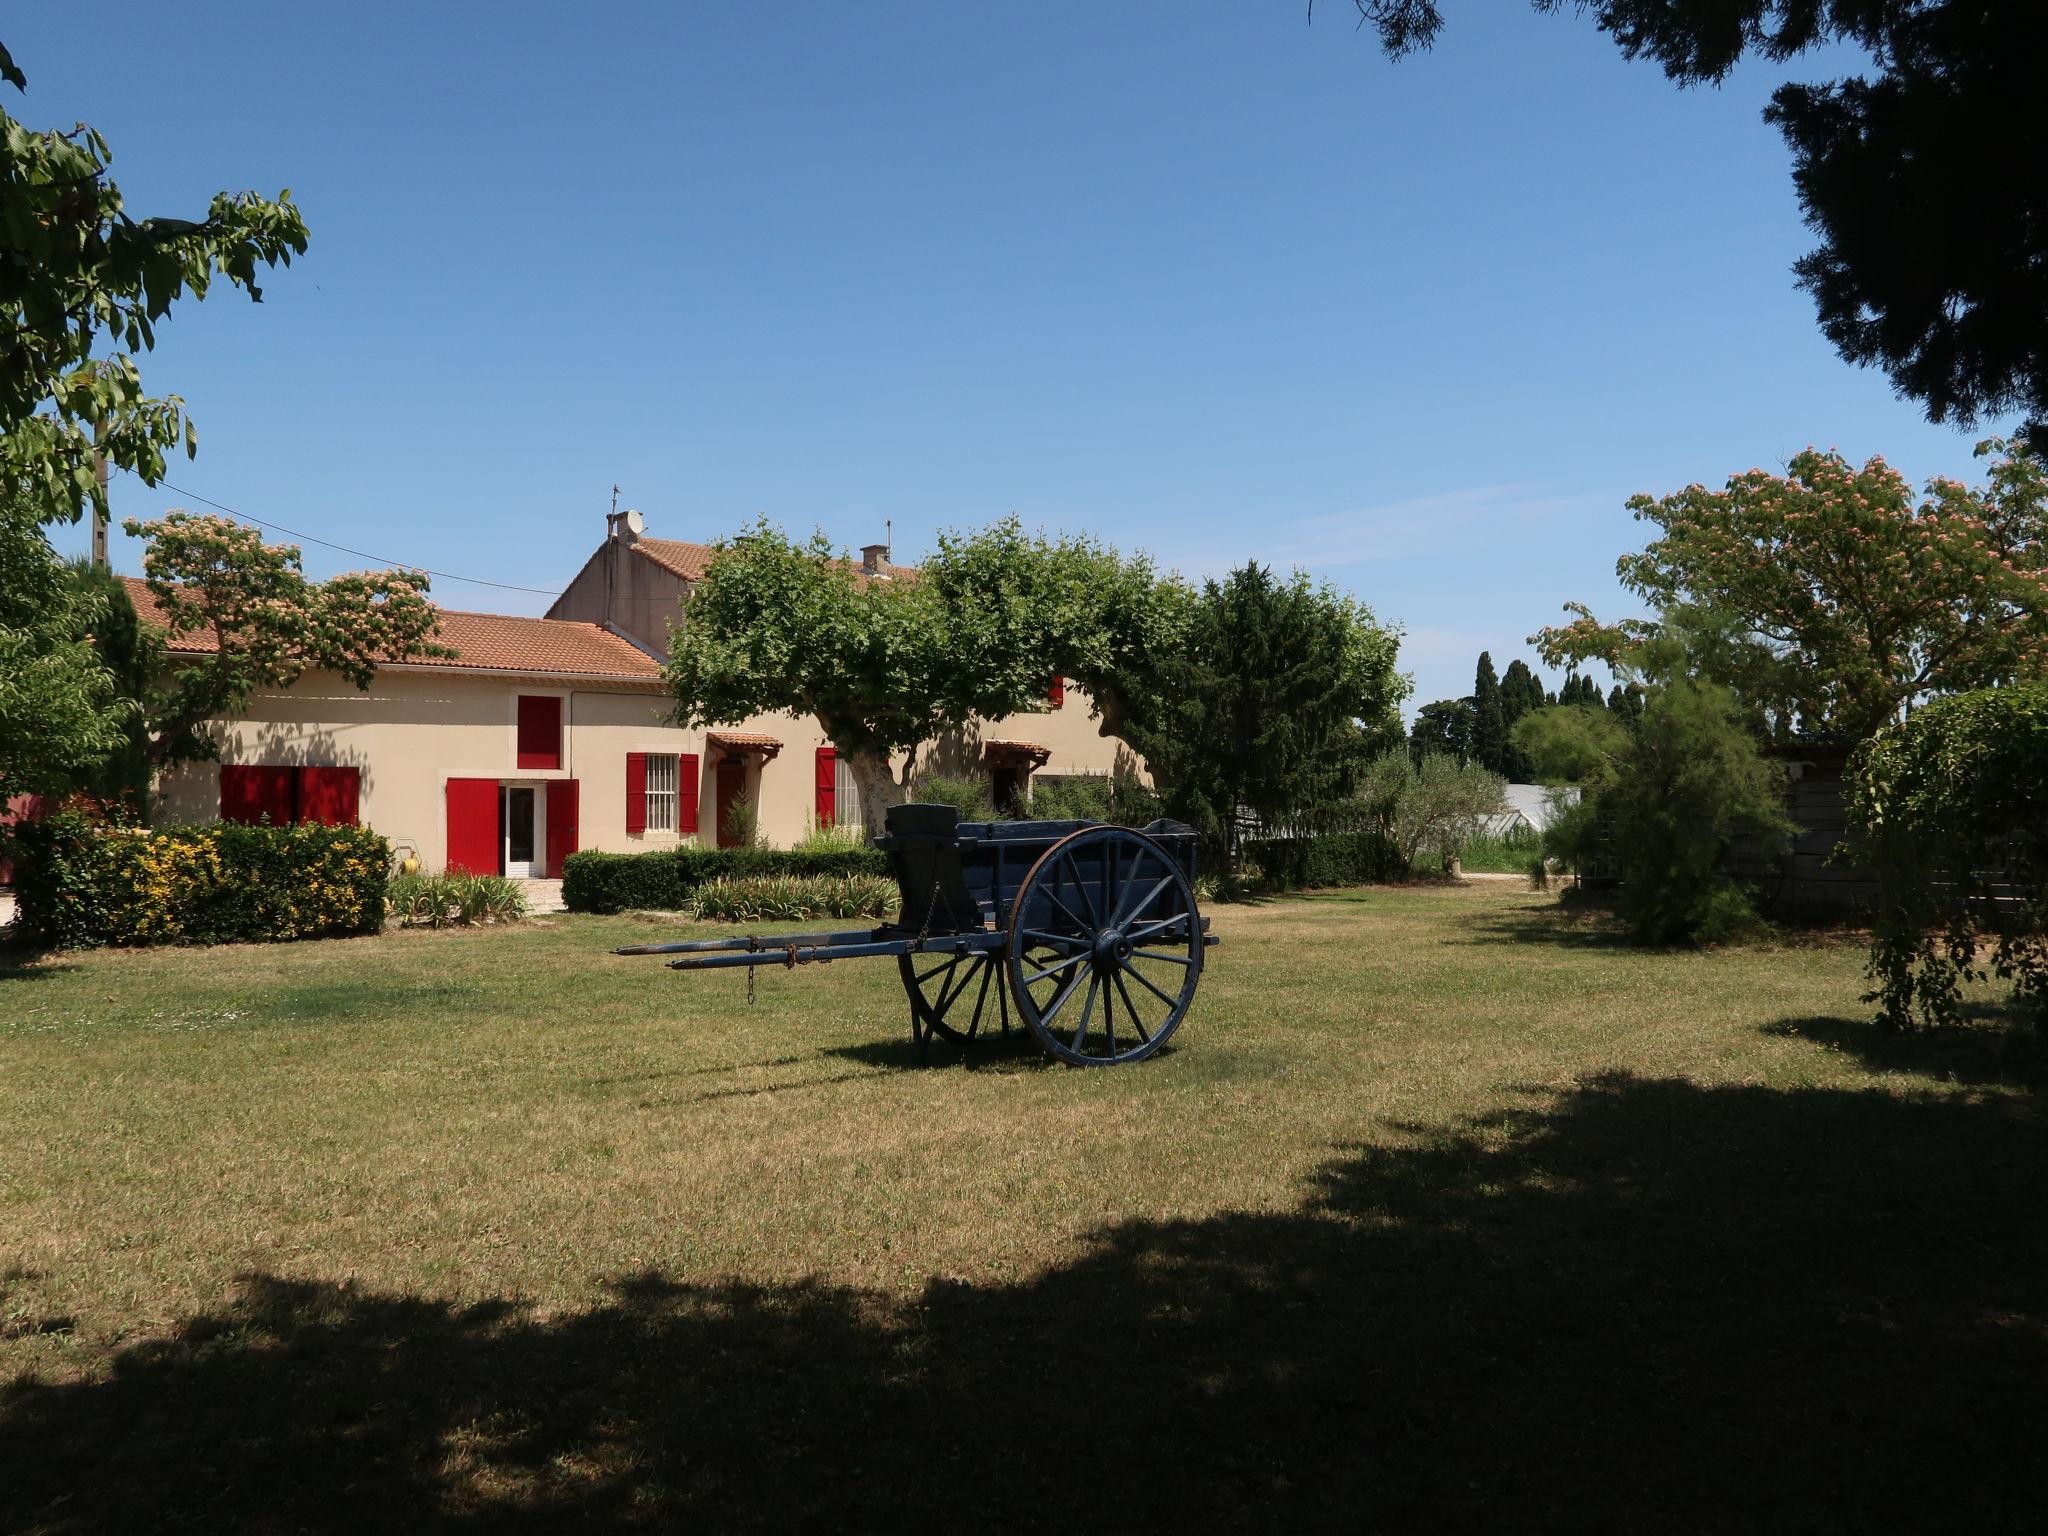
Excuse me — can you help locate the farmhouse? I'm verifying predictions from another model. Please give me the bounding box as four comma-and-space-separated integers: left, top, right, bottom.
143, 514, 1128, 874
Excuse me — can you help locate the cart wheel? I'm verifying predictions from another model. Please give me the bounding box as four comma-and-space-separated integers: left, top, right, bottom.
1005, 824, 1202, 1066
899, 949, 1010, 1054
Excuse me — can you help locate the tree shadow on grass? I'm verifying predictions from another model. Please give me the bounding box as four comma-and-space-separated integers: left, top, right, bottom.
5, 1073, 2043, 1533
1453, 902, 1639, 952
1768, 1010, 2046, 1090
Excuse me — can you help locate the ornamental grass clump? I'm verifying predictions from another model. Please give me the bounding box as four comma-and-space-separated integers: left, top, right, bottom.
688, 874, 898, 924
386, 873, 528, 929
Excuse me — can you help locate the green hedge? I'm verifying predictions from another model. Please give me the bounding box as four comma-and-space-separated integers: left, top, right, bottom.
1244, 830, 1406, 891
12, 813, 389, 948
561, 844, 890, 914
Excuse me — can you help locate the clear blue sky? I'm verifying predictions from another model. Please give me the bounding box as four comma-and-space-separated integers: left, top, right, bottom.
19, 2, 2014, 713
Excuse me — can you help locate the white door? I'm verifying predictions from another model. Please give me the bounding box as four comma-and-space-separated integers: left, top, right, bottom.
502, 785, 541, 878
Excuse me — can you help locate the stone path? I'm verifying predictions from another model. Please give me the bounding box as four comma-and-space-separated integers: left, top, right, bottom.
518, 878, 566, 915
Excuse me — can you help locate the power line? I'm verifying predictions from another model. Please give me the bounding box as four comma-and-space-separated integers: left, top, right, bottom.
150, 480, 565, 598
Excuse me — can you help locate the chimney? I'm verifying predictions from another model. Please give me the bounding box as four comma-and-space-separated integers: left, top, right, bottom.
861, 543, 889, 577
606, 507, 644, 544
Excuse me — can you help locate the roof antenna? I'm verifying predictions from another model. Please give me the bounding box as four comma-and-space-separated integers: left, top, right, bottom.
885, 518, 892, 562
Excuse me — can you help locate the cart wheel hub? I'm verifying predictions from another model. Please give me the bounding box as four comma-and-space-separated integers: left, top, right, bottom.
1094, 930, 1134, 969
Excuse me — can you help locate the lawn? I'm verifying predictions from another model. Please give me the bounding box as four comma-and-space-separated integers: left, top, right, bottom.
3, 884, 2042, 1532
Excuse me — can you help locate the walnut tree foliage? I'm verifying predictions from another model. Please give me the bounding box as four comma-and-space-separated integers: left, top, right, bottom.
1334, 1, 2048, 430
1848, 684, 2048, 1032
0, 42, 307, 526
1534, 439, 2048, 744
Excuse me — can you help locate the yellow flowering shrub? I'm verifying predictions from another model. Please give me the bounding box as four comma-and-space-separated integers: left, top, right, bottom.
11, 814, 390, 948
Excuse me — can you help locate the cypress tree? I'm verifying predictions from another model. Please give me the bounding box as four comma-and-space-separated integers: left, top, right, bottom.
1470, 651, 1507, 776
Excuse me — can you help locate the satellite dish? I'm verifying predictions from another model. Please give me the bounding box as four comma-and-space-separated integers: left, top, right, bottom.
623, 508, 645, 539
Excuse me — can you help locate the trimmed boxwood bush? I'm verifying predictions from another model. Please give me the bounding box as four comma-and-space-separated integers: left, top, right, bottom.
12, 813, 389, 948
1244, 830, 1406, 891
561, 844, 889, 914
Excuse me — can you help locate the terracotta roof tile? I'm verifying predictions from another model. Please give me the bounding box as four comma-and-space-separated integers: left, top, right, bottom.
119, 576, 661, 682
707, 730, 785, 760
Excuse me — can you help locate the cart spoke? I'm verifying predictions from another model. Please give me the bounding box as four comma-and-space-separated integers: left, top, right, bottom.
1101, 973, 1117, 1055
1042, 887, 1091, 938
1125, 914, 1190, 944
933, 955, 979, 1017
968, 955, 994, 1038
1113, 871, 1174, 929
1038, 966, 1087, 1029
1063, 855, 1100, 926
1020, 928, 1087, 953
1021, 949, 1088, 987
1123, 962, 1183, 1014
1071, 972, 1100, 1055
1129, 948, 1193, 968
914, 955, 963, 986
1112, 971, 1154, 1043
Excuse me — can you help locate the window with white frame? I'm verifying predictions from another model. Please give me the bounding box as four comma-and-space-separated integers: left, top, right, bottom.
645, 753, 679, 833
834, 754, 863, 835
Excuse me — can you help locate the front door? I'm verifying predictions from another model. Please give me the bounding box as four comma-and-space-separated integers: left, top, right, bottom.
715, 759, 747, 849
502, 785, 539, 877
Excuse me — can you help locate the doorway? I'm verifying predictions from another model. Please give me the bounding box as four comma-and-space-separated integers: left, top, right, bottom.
501, 785, 540, 877
715, 758, 748, 849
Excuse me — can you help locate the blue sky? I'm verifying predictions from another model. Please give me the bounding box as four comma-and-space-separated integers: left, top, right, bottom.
19, 2, 2014, 713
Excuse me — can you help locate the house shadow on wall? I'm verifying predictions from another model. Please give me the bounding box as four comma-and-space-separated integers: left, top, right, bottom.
5, 1070, 2042, 1532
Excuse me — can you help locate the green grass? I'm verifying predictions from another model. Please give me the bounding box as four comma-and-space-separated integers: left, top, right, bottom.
2, 886, 2041, 1531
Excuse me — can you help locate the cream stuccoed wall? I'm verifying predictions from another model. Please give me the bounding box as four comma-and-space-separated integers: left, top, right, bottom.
153, 669, 1139, 865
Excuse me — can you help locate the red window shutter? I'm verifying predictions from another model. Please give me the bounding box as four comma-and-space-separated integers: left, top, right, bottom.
445, 778, 500, 874
677, 753, 700, 835
1047, 676, 1065, 707
625, 752, 647, 836
221, 766, 296, 825
296, 766, 360, 826
814, 746, 837, 827
516, 695, 563, 769
545, 778, 579, 877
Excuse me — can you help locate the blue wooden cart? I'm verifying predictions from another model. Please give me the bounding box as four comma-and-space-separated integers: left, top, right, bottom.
614, 803, 1216, 1066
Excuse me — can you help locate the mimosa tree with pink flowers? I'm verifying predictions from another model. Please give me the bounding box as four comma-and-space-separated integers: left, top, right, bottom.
1534, 439, 2048, 744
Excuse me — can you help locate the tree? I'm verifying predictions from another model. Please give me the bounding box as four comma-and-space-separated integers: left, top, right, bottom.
1534, 440, 2048, 745
1117, 563, 1406, 866
1361, 749, 1508, 868
1409, 697, 1474, 765
0, 492, 127, 802
1469, 651, 1507, 776
126, 512, 447, 770
1516, 625, 1795, 944
1341, 2, 2048, 430
0, 45, 307, 527
1847, 683, 2048, 1031
666, 520, 1175, 832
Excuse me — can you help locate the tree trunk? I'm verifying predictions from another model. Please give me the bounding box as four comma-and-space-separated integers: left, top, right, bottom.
845, 746, 907, 834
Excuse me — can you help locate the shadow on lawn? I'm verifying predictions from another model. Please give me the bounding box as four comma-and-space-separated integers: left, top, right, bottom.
5, 1073, 2043, 1533
1768, 1011, 2047, 1089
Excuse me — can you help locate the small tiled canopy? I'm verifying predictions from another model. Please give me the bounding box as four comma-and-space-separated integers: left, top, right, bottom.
982, 739, 1052, 770
708, 730, 784, 762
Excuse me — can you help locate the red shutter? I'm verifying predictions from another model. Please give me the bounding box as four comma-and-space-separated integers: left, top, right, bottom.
296, 766, 360, 826
516, 695, 562, 769
446, 778, 499, 875
1047, 676, 1065, 707
814, 746, 837, 827
221, 765, 296, 825
545, 778, 579, 877
625, 752, 647, 836
677, 753, 700, 835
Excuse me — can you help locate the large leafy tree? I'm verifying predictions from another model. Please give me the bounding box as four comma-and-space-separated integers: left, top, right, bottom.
1339, 1, 2048, 429
1117, 563, 1406, 865
1534, 439, 2048, 744
0, 493, 127, 802
665, 520, 1173, 831
1, 43, 307, 527
126, 512, 447, 769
